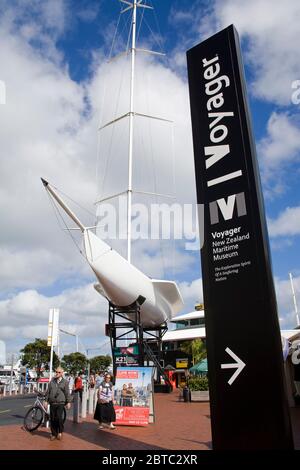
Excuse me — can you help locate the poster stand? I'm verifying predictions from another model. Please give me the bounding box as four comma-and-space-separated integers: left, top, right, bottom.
107, 300, 171, 390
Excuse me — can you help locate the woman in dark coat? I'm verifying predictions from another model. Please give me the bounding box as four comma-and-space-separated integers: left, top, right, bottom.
94, 373, 116, 429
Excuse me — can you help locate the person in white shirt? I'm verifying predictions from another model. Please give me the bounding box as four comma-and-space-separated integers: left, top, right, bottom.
94, 373, 116, 429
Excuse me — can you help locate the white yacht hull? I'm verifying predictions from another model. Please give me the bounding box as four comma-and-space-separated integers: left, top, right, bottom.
84, 230, 184, 327
41, 178, 184, 328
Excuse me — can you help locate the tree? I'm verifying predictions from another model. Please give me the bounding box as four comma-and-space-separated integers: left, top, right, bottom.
21, 338, 59, 378
61, 352, 88, 375
180, 339, 206, 366
89, 355, 112, 373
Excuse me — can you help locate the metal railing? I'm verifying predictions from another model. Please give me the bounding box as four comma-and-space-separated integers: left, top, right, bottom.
0, 381, 46, 398
0, 380, 99, 427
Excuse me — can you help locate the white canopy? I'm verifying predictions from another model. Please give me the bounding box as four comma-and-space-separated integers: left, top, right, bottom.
162, 327, 206, 342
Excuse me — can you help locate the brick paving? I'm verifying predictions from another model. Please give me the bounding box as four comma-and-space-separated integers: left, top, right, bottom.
0, 391, 212, 451
1, 390, 299, 450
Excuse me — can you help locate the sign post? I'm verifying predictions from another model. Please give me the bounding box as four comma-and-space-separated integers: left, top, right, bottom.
47, 308, 59, 381
187, 25, 294, 449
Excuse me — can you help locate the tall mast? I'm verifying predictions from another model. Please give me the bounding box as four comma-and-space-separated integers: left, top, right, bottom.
96, 1, 167, 262
127, 0, 137, 264
289, 272, 300, 327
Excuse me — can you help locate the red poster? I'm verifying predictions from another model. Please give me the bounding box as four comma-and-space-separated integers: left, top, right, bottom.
114, 367, 153, 426
116, 370, 139, 379
114, 405, 149, 426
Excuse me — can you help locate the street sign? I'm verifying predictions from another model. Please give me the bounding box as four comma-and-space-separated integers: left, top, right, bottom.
113, 345, 139, 356
47, 308, 59, 347
195, 303, 204, 311
113, 345, 140, 366
220, 347, 245, 386
115, 356, 139, 366
187, 25, 294, 449
176, 358, 189, 369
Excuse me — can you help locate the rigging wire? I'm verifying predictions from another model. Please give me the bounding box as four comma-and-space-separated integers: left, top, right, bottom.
97, 5, 122, 200
171, 123, 176, 279
108, 3, 123, 61
149, 0, 165, 53
96, 4, 123, 193
146, 81, 167, 278
100, 57, 129, 201
136, 1, 146, 44
97, 1, 130, 200
150, 1, 175, 279
50, 184, 95, 218
138, 10, 164, 54
46, 190, 86, 260
97, 5, 132, 203
100, 8, 133, 199
97, 0, 175, 280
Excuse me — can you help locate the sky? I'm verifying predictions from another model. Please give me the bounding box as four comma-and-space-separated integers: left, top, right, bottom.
0, 0, 300, 360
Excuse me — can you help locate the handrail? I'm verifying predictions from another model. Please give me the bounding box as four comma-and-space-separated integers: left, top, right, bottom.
143, 340, 172, 389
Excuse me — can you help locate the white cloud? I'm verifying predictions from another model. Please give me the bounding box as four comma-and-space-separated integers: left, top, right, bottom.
270, 238, 294, 252
0, 248, 80, 290
131, 241, 198, 279
178, 278, 203, 311
217, 0, 300, 105
0, 283, 108, 345
6, 2, 282, 356
39, 0, 67, 36
259, 113, 300, 170
178, 275, 300, 331
257, 112, 300, 196
6, 290, 50, 317
171, 0, 300, 105
77, 4, 100, 23
268, 206, 300, 238
0, 326, 16, 340
0, 2, 101, 295
0, 0, 68, 64
0, 271, 206, 353
0, 2, 200, 354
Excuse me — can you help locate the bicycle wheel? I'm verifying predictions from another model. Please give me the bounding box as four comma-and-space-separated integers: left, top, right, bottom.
24, 406, 43, 432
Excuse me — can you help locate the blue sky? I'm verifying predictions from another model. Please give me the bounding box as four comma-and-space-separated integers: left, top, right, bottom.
0, 0, 300, 359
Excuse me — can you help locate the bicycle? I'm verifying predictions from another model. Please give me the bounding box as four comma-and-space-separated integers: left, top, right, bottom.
23, 390, 66, 432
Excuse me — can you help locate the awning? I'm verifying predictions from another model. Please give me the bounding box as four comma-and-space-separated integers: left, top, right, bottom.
189, 358, 208, 374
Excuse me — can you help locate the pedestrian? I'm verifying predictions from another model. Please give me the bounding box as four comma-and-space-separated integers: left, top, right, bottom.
94, 373, 116, 429
95, 373, 101, 389
89, 373, 95, 389
74, 373, 84, 401
44, 367, 71, 441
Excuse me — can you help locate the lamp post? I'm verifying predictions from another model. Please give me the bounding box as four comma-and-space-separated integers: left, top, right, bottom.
289, 272, 300, 327
59, 328, 79, 353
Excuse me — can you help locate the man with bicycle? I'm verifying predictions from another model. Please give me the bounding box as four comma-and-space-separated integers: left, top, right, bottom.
44, 367, 71, 441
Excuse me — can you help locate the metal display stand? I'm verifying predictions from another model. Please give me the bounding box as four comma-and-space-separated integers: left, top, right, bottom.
107, 299, 171, 390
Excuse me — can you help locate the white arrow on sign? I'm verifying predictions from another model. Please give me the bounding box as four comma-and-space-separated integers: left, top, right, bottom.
221, 347, 246, 385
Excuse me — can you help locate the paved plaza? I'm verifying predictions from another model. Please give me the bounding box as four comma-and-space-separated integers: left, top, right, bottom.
0, 390, 299, 450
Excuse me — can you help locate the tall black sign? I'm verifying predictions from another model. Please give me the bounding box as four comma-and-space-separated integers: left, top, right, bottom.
187, 25, 294, 449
